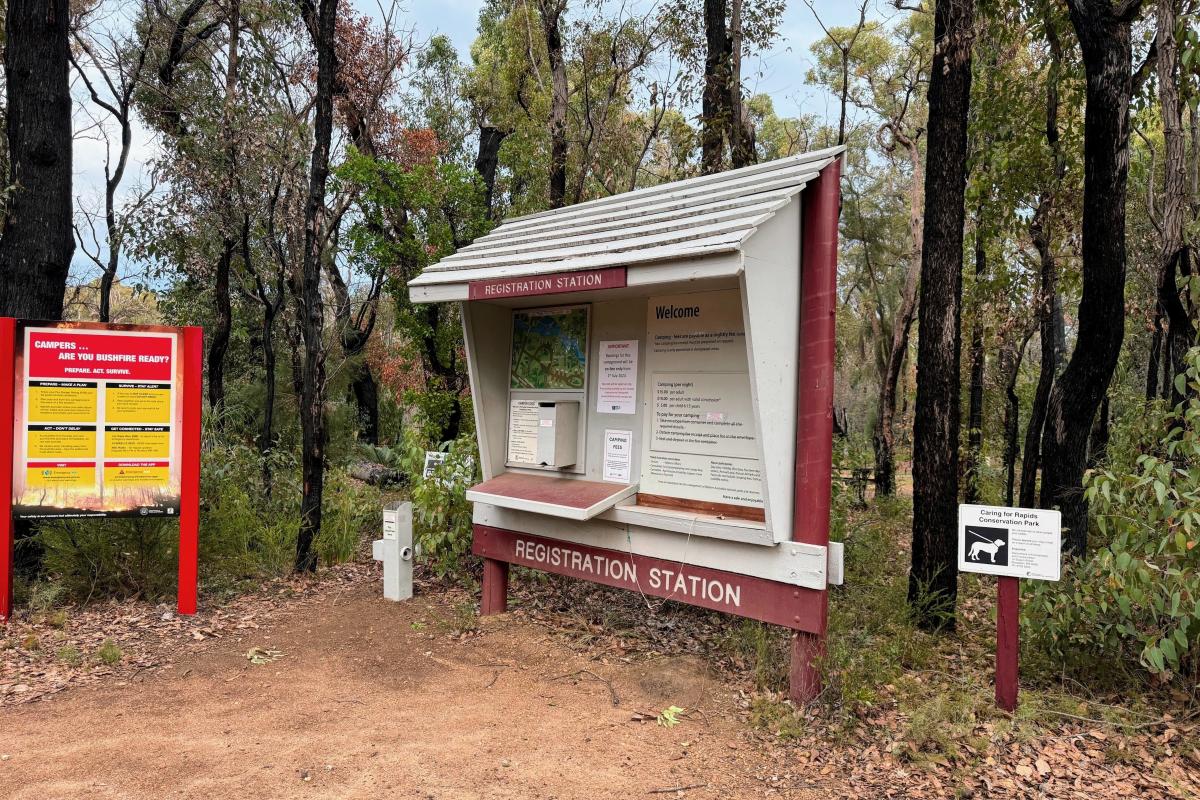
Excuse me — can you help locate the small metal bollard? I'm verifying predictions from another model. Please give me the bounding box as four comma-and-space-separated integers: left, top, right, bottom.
372, 501, 413, 601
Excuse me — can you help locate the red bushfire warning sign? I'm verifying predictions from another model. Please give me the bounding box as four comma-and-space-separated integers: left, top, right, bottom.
11, 321, 185, 519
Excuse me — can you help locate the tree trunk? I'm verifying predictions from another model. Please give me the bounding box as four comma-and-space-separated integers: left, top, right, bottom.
0, 0, 74, 319
293, 0, 338, 573
727, 0, 755, 169
475, 125, 508, 219
1155, 0, 1191, 403
1088, 393, 1110, 468
1020, 203, 1060, 508
700, 0, 730, 175
873, 140, 924, 497
964, 223, 986, 504
1002, 329, 1032, 507
1146, 315, 1163, 400
540, 0, 568, 208
1040, 1, 1138, 556
908, 0, 974, 631
208, 237, 234, 414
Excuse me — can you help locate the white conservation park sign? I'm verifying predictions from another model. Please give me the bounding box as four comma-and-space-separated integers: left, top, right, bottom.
958, 504, 1061, 582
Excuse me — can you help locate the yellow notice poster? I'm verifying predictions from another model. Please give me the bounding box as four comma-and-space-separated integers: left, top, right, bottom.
104, 426, 170, 459
105, 383, 171, 423
27, 381, 98, 423
26, 464, 97, 490
27, 425, 98, 460
103, 464, 170, 487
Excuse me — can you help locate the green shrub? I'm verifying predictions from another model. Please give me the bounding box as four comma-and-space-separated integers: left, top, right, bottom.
36, 517, 178, 602
1024, 348, 1200, 680
403, 420, 479, 577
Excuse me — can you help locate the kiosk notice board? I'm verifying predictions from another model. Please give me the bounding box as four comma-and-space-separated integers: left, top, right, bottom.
0, 320, 203, 620
410, 147, 845, 703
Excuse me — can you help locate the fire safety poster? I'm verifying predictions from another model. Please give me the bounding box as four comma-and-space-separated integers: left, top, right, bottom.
11, 321, 185, 518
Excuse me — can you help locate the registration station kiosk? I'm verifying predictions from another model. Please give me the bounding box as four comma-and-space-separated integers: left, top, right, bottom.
409, 147, 844, 702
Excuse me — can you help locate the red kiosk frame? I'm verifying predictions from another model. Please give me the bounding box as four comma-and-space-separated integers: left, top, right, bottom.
0, 320, 203, 620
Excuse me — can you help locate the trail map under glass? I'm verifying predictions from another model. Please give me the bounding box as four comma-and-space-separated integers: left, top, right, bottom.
509, 306, 588, 390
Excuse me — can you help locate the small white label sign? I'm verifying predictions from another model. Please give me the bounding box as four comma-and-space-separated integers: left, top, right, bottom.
958, 504, 1061, 581
422, 451, 447, 479
603, 429, 633, 483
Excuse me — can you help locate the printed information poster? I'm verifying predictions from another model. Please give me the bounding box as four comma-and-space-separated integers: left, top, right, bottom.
602, 429, 633, 483
596, 340, 638, 414
639, 289, 763, 508
506, 399, 541, 465
11, 321, 185, 518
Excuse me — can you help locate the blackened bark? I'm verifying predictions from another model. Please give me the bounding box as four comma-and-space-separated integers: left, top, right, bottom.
1040, 0, 1139, 556
908, 0, 974, 630
293, 0, 338, 573
701, 0, 730, 174
964, 225, 986, 504
208, 238, 234, 414
1146, 315, 1163, 400
475, 125, 508, 219
0, 0, 74, 319
1088, 394, 1110, 467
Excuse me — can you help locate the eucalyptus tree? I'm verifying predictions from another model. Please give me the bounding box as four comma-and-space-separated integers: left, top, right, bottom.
809, 12, 931, 497
909, 0, 975, 629
0, 0, 74, 319
1040, 0, 1145, 555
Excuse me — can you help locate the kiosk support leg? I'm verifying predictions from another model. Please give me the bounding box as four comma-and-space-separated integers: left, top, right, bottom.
0, 318, 14, 622
481, 558, 509, 615
789, 154, 842, 704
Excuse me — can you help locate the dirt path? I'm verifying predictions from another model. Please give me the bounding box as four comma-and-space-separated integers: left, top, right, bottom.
0, 583, 813, 799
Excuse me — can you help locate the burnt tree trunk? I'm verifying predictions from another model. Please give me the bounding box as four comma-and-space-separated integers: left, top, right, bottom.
964, 222, 987, 504
0, 0, 74, 319
1040, 0, 1139, 556
208, 238, 234, 414
293, 0, 338, 573
908, 0, 974, 630
475, 125, 508, 219
700, 0, 730, 174
1020, 205, 1060, 508
1002, 328, 1033, 507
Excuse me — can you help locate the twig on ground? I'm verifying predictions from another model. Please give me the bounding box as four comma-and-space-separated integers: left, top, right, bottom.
485, 670, 501, 689
647, 783, 705, 794
549, 668, 620, 706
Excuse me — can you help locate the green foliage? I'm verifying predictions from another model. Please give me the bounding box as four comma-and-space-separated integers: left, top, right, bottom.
656, 705, 685, 728
94, 639, 123, 665
401, 413, 479, 577
1024, 349, 1200, 680
29, 442, 379, 605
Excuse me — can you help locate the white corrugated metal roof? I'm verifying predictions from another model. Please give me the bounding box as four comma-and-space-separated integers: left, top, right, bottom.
409, 145, 844, 290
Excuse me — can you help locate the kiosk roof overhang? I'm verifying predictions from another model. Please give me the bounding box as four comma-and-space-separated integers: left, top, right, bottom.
408, 145, 845, 303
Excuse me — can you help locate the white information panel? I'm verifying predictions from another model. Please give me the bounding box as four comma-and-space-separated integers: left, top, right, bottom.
958, 504, 1061, 581
639, 289, 762, 508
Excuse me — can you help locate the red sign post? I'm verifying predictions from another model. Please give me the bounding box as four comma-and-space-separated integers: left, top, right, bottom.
0, 320, 203, 621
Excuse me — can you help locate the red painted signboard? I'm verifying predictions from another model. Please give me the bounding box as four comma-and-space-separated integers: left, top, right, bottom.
473, 525, 824, 633
0, 320, 204, 621
468, 267, 626, 300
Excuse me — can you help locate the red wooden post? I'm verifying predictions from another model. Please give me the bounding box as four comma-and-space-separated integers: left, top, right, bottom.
996, 575, 1019, 711
790, 156, 842, 704
177, 326, 203, 616
480, 554, 509, 615
0, 318, 15, 622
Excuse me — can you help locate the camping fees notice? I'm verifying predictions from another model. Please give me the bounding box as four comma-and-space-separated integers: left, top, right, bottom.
12, 322, 185, 519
